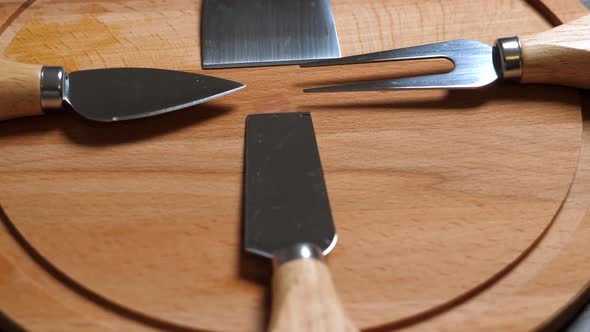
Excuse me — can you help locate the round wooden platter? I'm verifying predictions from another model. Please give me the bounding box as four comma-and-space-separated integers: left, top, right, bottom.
0, 0, 584, 331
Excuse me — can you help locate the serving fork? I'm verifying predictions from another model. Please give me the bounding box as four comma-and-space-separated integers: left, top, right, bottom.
303, 14, 590, 92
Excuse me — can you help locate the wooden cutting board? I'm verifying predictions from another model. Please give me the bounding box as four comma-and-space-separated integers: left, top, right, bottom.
0, 0, 586, 331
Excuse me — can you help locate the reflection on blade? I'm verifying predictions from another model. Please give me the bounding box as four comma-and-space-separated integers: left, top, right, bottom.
202, 0, 341, 68
65, 68, 244, 122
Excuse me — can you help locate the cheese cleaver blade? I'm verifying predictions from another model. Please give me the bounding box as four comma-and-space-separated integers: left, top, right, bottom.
244, 113, 357, 332
0, 59, 244, 122
201, 0, 341, 68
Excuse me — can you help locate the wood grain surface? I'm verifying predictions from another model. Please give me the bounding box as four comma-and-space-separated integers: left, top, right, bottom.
540, 0, 590, 23
0, 1, 586, 331
396, 90, 590, 332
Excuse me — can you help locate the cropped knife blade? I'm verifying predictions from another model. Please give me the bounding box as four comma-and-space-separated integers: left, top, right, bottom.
0, 59, 244, 121
244, 112, 357, 332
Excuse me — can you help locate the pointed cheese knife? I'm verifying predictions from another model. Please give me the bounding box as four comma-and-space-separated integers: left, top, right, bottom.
1, 59, 244, 121
244, 112, 357, 332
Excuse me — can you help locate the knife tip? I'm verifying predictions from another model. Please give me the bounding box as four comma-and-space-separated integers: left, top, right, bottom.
303, 86, 337, 93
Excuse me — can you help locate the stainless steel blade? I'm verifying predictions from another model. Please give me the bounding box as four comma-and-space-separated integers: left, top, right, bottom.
244, 113, 337, 259
201, 0, 341, 68
302, 39, 499, 92
64, 68, 244, 121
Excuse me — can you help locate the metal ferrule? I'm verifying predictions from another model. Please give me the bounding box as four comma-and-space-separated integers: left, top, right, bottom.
495, 36, 523, 81
273, 243, 324, 267
40, 66, 67, 112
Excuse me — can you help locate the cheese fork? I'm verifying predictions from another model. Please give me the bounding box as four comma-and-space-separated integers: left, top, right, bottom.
302, 14, 590, 92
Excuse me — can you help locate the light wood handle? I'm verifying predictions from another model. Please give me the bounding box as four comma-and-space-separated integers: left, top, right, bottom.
0, 59, 43, 120
268, 258, 358, 332
520, 14, 590, 89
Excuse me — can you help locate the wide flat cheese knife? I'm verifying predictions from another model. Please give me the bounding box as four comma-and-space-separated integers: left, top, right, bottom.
201, 0, 341, 68
0, 59, 244, 121
244, 112, 357, 332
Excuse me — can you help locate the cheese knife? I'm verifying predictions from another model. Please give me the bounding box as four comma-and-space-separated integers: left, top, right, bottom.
201, 0, 341, 68
0, 59, 244, 121
244, 112, 357, 332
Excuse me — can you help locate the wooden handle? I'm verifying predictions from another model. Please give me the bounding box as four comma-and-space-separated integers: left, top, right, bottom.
268, 258, 358, 332
0, 59, 43, 120
520, 14, 590, 89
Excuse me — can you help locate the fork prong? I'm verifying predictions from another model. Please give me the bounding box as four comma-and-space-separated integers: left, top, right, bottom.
303, 39, 498, 91
303, 72, 485, 92
301, 40, 461, 67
